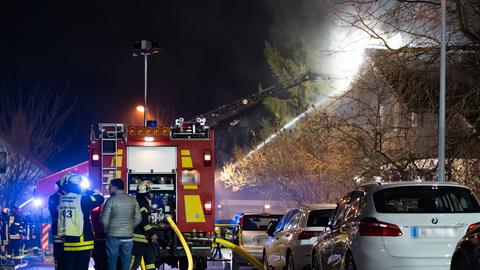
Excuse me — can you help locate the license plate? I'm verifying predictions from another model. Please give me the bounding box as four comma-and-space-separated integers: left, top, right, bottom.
411, 226, 456, 238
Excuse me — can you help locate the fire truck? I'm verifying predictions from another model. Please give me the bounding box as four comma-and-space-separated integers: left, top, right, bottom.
88, 118, 214, 269
35, 72, 318, 269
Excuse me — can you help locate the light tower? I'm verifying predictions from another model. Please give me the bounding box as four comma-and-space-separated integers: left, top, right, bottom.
131, 40, 162, 126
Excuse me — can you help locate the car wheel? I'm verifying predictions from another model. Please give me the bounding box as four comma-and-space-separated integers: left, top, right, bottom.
231, 255, 240, 270
263, 252, 269, 270
451, 253, 473, 270
344, 252, 356, 270
287, 253, 295, 270
311, 252, 322, 270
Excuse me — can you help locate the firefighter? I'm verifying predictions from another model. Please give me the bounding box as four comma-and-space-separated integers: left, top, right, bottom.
58, 173, 104, 270
131, 181, 158, 270
1, 208, 9, 262
23, 214, 40, 256
8, 207, 25, 265
49, 174, 68, 269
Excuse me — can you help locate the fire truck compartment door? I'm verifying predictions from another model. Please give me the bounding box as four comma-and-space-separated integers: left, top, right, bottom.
127, 146, 177, 173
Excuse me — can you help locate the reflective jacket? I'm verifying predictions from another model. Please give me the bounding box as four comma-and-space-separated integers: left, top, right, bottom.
58, 190, 104, 251
133, 195, 154, 244
49, 190, 66, 244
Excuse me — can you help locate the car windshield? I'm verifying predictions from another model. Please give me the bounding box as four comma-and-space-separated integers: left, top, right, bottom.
373, 186, 480, 213
242, 214, 283, 231
307, 209, 334, 227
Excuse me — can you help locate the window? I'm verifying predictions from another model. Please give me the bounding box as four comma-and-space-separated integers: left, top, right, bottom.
373, 186, 480, 213
307, 209, 334, 227
285, 212, 301, 230
274, 209, 299, 235
330, 196, 349, 227
344, 191, 365, 222
0, 151, 5, 174
241, 214, 283, 231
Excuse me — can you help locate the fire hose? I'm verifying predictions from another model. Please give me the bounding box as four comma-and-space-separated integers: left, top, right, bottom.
214, 238, 264, 270
166, 215, 194, 270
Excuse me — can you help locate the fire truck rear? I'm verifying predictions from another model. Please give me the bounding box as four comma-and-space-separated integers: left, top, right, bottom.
88, 118, 214, 269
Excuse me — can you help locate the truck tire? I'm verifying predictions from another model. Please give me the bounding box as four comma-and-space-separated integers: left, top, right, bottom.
179, 257, 208, 270
194, 257, 207, 270
179, 258, 188, 270
231, 254, 240, 270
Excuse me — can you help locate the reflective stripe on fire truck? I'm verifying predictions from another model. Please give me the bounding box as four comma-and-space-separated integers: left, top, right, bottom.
184, 195, 205, 222
181, 149, 198, 190
108, 149, 123, 180
181, 150, 193, 169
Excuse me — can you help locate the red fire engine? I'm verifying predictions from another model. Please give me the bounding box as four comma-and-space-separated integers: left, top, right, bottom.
88, 118, 214, 268
35, 72, 317, 269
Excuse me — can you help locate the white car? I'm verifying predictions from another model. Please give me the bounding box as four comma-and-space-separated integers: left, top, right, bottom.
263, 204, 336, 270
311, 181, 480, 270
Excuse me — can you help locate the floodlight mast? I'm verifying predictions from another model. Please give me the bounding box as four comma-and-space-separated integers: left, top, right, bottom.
131, 40, 163, 126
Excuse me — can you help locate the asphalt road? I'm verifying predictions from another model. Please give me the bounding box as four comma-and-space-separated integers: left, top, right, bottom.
18, 249, 256, 270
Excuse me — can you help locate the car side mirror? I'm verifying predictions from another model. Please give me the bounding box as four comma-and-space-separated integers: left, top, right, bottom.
266, 221, 278, 237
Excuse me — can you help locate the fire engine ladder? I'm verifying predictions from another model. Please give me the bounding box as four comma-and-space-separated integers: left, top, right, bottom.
99, 123, 124, 193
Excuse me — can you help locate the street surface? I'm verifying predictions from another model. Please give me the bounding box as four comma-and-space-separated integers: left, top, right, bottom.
18, 249, 257, 270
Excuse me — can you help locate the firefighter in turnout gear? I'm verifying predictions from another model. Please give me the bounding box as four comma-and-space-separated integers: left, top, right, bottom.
58, 173, 104, 270
131, 181, 158, 270
1, 208, 9, 262
48, 174, 68, 269
8, 207, 25, 265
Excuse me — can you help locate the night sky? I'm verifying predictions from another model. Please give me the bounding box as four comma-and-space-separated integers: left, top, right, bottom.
0, 1, 284, 170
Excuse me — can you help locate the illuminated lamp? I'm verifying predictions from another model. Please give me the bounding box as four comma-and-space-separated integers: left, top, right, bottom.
204, 201, 212, 214
144, 136, 154, 142
136, 105, 145, 113
33, 198, 43, 208
80, 177, 91, 189
92, 154, 100, 161
203, 150, 212, 167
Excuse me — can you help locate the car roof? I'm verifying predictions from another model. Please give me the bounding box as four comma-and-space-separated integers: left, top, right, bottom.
240, 212, 284, 216
299, 203, 337, 210
360, 181, 471, 193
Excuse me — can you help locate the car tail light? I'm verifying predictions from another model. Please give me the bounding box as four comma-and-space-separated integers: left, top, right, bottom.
467, 222, 480, 233
297, 231, 322, 240
359, 217, 402, 237
204, 201, 212, 214
239, 214, 244, 228
204, 150, 212, 166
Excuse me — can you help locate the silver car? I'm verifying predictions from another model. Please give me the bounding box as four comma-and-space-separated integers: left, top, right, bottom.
311, 181, 480, 270
263, 204, 336, 270
231, 212, 284, 270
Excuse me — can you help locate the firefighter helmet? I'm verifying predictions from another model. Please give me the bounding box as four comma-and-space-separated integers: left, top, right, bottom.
56, 173, 69, 188
137, 181, 151, 194
64, 173, 82, 186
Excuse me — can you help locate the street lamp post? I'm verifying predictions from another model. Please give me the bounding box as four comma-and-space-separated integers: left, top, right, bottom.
131, 40, 162, 126
438, 0, 447, 182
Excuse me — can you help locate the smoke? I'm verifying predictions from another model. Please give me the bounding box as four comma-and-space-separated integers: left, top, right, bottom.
243, 0, 408, 158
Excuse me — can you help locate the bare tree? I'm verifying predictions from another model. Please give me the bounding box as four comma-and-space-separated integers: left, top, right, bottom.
0, 81, 76, 207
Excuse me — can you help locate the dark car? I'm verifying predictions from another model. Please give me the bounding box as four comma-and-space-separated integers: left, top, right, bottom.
451, 224, 480, 270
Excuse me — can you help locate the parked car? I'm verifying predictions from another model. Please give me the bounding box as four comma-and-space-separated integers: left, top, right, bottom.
263, 204, 336, 270
451, 224, 480, 270
231, 212, 284, 270
311, 181, 480, 270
